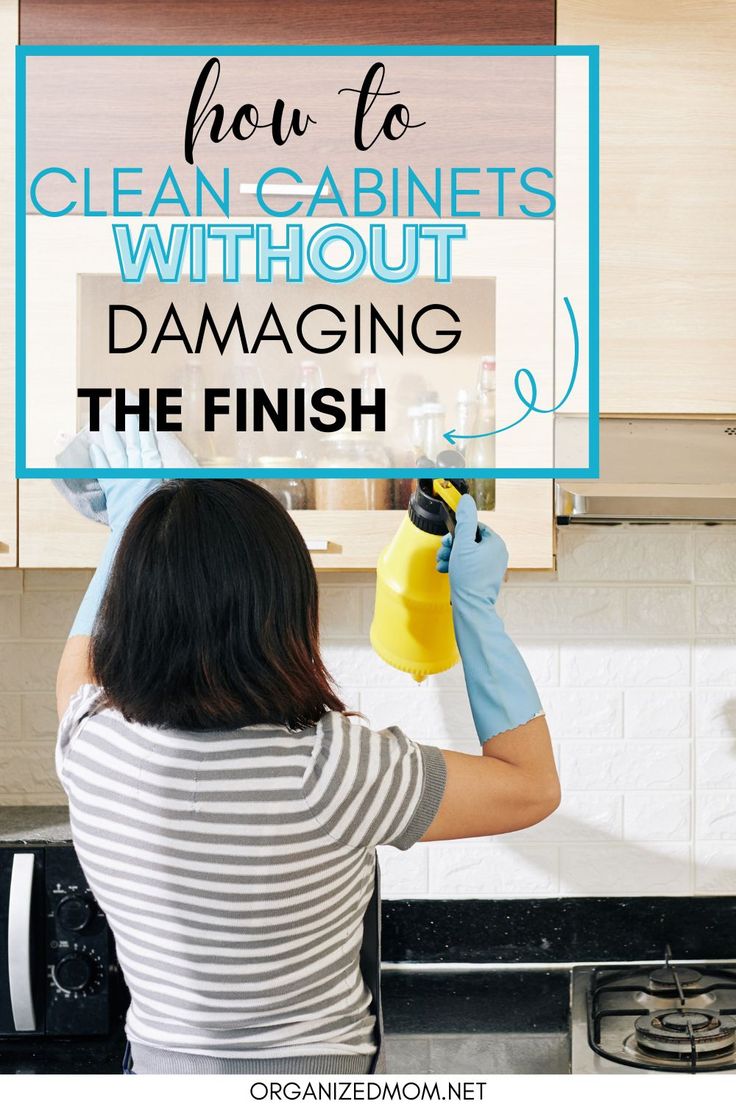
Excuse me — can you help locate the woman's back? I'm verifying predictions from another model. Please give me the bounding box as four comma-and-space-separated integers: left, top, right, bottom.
57, 685, 445, 1072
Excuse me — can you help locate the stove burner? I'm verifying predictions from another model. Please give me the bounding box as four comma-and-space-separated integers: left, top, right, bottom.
635, 1008, 736, 1059
648, 966, 702, 993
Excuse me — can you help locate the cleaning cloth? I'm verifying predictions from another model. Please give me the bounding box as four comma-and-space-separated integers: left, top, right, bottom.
53, 393, 196, 524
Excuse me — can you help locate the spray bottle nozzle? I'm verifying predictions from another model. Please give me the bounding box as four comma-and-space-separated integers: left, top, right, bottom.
427, 478, 482, 543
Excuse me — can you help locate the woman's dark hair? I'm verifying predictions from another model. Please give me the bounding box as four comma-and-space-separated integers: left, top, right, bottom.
91, 479, 346, 731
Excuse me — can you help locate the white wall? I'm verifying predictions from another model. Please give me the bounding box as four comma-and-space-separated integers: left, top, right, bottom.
2, 522, 735, 898
320, 524, 736, 898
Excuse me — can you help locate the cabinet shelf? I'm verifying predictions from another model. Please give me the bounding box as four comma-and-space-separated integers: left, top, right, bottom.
17, 480, 553, 570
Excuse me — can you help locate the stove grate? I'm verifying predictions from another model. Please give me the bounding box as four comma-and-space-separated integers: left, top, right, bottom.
587, 957, 736, 1074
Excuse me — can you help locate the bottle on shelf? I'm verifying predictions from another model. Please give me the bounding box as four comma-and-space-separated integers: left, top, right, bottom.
254, 457, 309, 511
453, 388, 478, 459
231, 353, 268, 468
293, 359, 325, 507
419, 393, 446, 466
182, 354, 217, 465
392, 401, 426, 510
465, 355, 497, 511
314, 359, 392, 511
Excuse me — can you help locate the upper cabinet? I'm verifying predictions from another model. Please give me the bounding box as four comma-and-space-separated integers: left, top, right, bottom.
559, 0, 736, 415
20, 0, 555, 45
16, 0, 556, 571
0, 0, 17, 566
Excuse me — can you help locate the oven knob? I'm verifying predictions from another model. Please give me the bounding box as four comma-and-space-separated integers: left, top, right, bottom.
56, 894, 93, 933
52, 953, 93, 994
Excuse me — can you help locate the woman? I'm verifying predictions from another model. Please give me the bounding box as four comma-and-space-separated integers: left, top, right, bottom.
56, 422, 560, 1075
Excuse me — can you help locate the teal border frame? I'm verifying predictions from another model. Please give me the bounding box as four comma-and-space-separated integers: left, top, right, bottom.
15, 44, 600, 480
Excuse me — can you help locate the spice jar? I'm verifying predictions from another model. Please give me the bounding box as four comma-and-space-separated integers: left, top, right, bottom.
254, 457, 309, 511
314, 434, 392, 510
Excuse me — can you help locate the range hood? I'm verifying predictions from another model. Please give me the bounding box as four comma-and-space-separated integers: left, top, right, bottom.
555, 417, 736, 524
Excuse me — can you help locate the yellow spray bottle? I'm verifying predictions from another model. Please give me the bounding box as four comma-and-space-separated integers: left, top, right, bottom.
370, 478, 474, 682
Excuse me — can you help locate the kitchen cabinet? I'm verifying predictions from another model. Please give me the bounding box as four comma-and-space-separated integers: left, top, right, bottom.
558, 0, 736, 415
16, 0, 556, 571
0, 0, 17, 566
20, 0, 555, 45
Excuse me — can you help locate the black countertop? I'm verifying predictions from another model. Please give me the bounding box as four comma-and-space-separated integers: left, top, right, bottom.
0, 970, 570, 1075
0, 1025, 127, 1075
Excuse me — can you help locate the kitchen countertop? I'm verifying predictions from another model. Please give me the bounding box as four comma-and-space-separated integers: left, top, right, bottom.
0, 805, 71, 844
0, 970, 569, 1075
383, 967, 570, 1074
0, 1025, 127, 1075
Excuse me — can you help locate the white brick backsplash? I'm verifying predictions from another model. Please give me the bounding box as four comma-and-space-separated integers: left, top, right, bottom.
695, 741, 736, 789
0, 740, 63, 799
561, 740, 691, 791
377, 844, 429, 899
694, 529, 736, 584
0, 569, 22, 592
0, 695, 22, 740
542, 688, 622, 739
625, 587, 693, 636
0, 595, 21, 638
506, 792, 622, 843
428, 840, 559, 898
516, 641, 560, 687
23, 569, 92, 590
694, 689, 736, 739
360, 688, 476, 751
360, 586, 377, 633
21, 591, 82, 639
318, 585, 363, 639
429, 663, 467, 691
499, 587, 626, 636
21, 694, 58, 740
694, 640, 736, 686
623, 688, 691, 740
0, 642, 65, 693
322, 642, 409, 695
557, 526, 693, 583
694, 844, 736, 893
560, 844, 692, 895
696, 587, 736, 635
624, 793, 691, 842
561, 640, 690, 687
0, 523, 733, 899
695, 792, 736, 840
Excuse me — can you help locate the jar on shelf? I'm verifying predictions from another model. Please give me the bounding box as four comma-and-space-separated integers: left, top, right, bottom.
466, 356, 497, 511
254, 457, 309, 511
314, 434, 392, 510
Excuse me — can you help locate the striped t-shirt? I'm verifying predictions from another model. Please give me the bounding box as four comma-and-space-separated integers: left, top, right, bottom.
56, 685, 446, 1071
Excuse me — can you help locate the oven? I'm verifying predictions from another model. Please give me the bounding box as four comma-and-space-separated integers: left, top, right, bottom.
0, 843, 119, 1038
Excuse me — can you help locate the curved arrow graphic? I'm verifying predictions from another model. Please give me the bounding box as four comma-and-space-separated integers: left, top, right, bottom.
443, 295, 580, 447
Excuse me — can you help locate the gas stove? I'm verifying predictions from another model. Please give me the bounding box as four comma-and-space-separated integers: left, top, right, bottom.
572, 950, 736, 1073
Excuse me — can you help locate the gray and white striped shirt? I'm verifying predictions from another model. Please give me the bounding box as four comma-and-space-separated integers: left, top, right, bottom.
56, 685, 446, 1070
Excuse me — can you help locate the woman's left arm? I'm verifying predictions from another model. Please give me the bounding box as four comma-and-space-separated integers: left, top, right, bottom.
56, 420, 165, 720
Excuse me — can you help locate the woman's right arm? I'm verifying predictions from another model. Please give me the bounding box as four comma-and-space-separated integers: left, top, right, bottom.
422, 496, 560, 841
422, 715, 559, 840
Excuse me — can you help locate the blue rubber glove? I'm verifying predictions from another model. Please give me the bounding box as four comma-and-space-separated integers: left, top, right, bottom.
436, 494, 543, 743
69, 419, 164, 637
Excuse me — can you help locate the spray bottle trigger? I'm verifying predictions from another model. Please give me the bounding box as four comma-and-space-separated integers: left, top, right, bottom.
432, 479, 482, 543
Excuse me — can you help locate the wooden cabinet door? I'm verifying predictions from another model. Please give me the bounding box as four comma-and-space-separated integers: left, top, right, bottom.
0, 0, 17, 566
559, 0, 736, 414
17, 0, 556, 571
20, 0, 555, 45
